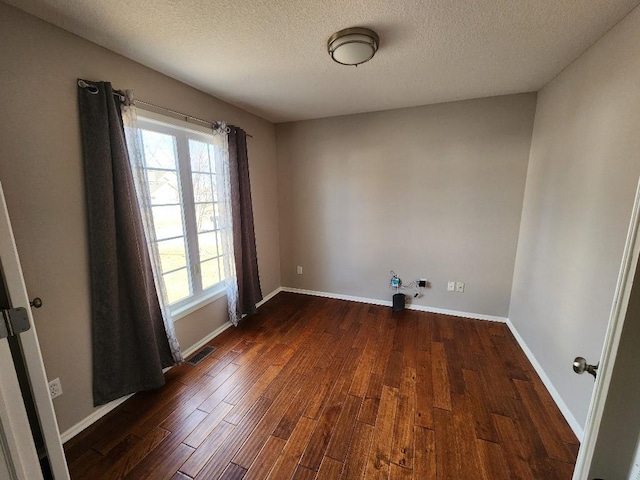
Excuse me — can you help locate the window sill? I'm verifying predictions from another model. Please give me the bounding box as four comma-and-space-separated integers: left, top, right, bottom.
171, 286, 226, 323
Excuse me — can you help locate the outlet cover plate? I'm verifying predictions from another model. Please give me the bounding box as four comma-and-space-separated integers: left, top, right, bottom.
447, 281, 455, 292
48, 378, 62, 399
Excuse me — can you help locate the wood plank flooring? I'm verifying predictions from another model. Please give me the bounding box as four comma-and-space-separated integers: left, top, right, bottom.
64, 292, 579, 479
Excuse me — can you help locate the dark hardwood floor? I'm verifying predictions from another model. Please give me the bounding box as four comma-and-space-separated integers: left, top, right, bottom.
64, 292, 579, 479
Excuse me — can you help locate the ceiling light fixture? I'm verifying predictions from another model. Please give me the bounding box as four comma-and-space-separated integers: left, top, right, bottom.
327, 27, 379, 66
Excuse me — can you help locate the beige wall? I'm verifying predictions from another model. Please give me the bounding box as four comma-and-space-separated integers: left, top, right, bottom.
0, 2, 280, 433
276, 94, 536, 318
510, 4, 640, 431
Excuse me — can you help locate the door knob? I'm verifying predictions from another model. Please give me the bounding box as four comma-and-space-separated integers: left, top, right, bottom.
573, 356, 598, 379
29, 297, 43, 308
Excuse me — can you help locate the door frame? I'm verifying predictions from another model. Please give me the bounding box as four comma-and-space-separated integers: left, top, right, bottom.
572, 178, 640, 479
0, 338, 43, 480
0, 182, 69, 479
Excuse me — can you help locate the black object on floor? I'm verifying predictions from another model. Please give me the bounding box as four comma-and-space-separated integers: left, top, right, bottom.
392, 293, 406, 312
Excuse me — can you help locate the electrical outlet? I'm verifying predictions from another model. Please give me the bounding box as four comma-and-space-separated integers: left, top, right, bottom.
49, 378, 62, 399
418, 279, 427, 288
447, 281, 455, 292
455, 282, 465, 293
296, 266, 303, 275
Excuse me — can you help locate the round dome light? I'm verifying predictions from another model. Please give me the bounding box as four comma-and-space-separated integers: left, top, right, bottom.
327, 27, 379, 66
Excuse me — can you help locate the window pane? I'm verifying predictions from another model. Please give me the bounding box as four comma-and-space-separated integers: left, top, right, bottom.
163, 268, 190, 304
141, 130, 177, 169
189, 139, 211, 173
198, 232, 219, 261
146, 170, 180, 205
192, 173, 213, 202
157, 237, 187, 272
152, 205, 184, 240
201, 258, 221, 289
194, 203, 215, 232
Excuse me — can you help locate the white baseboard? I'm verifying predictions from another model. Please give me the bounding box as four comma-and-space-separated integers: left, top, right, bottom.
59, 287, 283, 444
257, 287, 283, 308
60, 393, 134, 443
280, 287, 508, 323
181, 321, 233, 359
506, 319, 584, 440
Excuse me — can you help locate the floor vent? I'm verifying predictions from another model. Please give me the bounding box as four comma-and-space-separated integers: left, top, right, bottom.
187, 346, 217, 366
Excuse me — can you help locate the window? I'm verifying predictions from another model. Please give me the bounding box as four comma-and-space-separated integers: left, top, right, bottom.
136, 112, 228, 313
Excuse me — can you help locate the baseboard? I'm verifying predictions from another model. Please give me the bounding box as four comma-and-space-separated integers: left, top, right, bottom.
280, 287, 508, 323
59, 287, 283, 444
180, 321, 234, 359
506, 319, 584, 440
257, 287, 283, 308
60, 393, 134, 443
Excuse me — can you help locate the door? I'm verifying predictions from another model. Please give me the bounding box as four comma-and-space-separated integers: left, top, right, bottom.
0, 182, 69, 479
572, 179, 640, 480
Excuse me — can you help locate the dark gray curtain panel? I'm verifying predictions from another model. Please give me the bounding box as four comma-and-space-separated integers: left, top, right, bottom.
228, 126, 263, 319
77, 80, 174, 406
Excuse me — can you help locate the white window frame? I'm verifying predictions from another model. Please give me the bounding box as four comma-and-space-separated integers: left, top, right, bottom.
136, 110, 228, 319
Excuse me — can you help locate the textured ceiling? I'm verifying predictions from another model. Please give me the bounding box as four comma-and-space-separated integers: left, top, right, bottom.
7, 0, 640, 122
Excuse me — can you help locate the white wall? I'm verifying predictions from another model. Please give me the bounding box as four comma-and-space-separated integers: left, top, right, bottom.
510, 4, 640, 432
277, 94, 536, 318
0, 2, 280, 433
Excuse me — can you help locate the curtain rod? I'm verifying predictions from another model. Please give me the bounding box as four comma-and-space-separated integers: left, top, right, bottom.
133, 98, 254, 138
132, 97, 254, 138
77, 80, 253, 137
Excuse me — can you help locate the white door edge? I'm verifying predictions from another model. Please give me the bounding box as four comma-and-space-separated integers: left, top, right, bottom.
572, 177, 640, 479
0, 342, 43, 480
0, 182, 70, 479
0, 185, 43, 479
